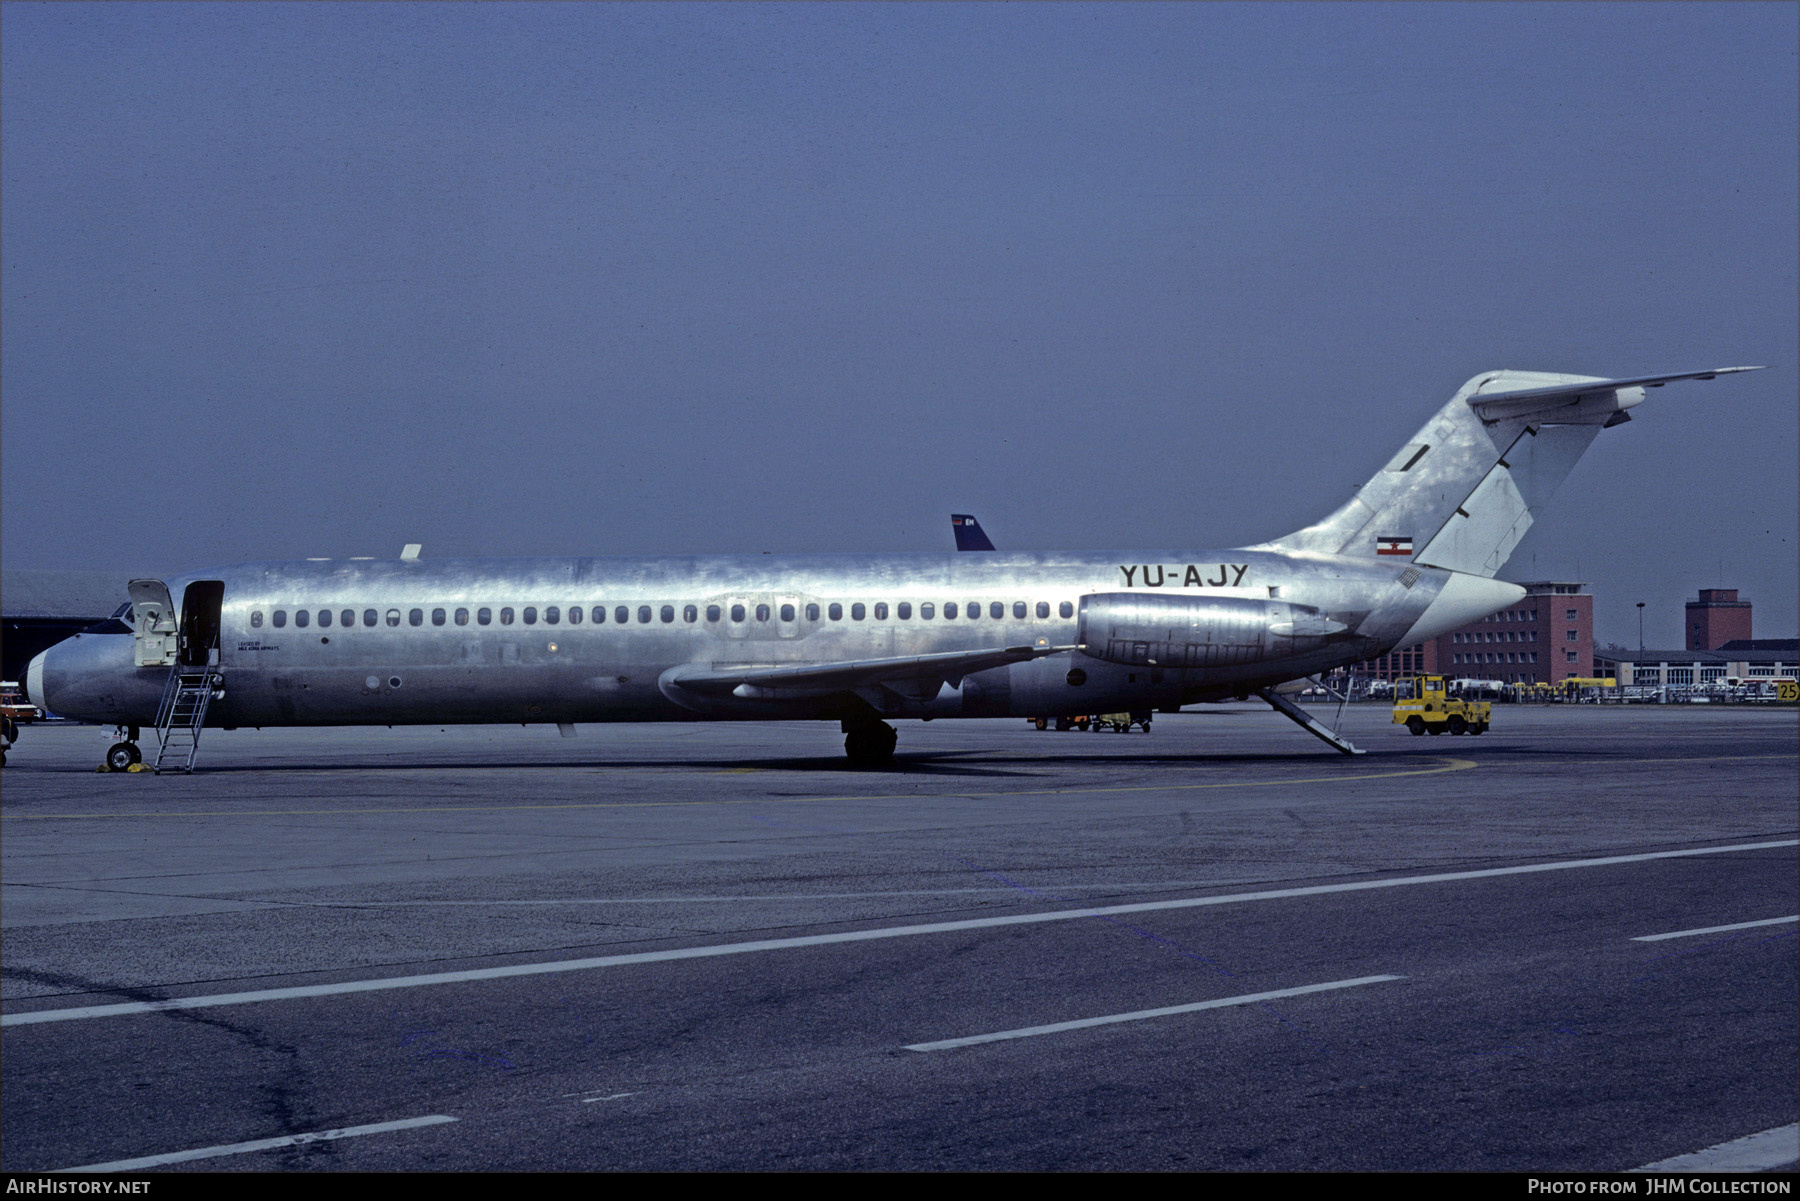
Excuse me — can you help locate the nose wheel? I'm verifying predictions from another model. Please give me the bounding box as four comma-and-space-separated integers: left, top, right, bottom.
104, 742, 144, 771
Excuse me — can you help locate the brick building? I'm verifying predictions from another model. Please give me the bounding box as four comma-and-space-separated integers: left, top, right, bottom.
1685, 589, 1752, 650
1345, 581, 1593, 685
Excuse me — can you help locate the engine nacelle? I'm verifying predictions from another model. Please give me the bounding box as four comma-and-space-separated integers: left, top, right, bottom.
1076, 592, 1350, 669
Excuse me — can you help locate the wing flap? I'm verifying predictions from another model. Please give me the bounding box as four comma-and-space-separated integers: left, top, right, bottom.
664, 643, 1074, 698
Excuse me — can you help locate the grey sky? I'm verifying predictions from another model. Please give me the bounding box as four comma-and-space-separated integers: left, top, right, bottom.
3, 1, 1794, 648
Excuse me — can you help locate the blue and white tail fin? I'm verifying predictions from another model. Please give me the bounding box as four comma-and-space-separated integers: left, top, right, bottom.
951, 513, 997, 552
1264, 367, 1762, 577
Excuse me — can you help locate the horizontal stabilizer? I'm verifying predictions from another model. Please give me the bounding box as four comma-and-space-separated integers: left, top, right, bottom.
1468, 366, 1764, 422
664, 643, 1074, 698
1266, 364, 1764, 576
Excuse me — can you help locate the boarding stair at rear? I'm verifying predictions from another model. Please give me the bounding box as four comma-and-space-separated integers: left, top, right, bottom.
152, 666, 221, 773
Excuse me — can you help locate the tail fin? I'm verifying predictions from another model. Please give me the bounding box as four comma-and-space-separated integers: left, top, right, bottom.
1265, 367, 1762, 577
951, 514, 997, 552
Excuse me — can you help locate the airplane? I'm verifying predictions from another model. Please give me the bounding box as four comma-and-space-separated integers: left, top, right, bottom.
24, 366, 1762, 771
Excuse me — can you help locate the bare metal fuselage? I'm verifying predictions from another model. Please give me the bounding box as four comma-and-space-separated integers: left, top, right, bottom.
33, 366, 1757, 751
33, 547, 1440, 730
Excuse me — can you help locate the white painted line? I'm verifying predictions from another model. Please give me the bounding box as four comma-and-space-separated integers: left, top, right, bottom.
1631, 1123, 1800, 1173
6, 839, 1792, 1028
905, 974, 1403, 1052
1631, 915, 1797, 942
54, 1114, 457, 1173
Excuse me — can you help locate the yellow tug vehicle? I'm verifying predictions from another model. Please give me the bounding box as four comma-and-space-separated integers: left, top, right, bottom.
1393, 675, 1490, 736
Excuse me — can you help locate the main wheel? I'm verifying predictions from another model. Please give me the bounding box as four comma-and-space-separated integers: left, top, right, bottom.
1406, 716, 1426, 736
844, 721, 897, 766
105, 742, 139, 771
1034, 717, 1048, 730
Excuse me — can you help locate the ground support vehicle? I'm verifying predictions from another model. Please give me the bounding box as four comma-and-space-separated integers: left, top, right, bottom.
1040, 715, 1090, 731
1392, 676, 1490, 736
1, 681, 45, 766
1092, 711, 1152, 733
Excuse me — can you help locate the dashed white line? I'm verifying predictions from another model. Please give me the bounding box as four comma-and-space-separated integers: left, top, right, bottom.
5, 838, 1791, 1028
905, 974, 1403, 1051
53, 1114, 457, 1173
1631, 1123, 1800, 1173
1631, 915, 1796, 942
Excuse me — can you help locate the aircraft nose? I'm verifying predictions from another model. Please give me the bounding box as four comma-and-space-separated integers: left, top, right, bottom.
23, 634, 161, 726
26, 650, 50, 714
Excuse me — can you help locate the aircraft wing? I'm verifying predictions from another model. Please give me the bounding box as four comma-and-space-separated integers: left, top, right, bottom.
664, 643, 1074, 698
1468, 366, 1764, 421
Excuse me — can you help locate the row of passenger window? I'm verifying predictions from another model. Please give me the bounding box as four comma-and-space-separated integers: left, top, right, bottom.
251, 599, 1079, 630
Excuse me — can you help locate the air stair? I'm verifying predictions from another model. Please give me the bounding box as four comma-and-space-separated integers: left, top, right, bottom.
152, 666, 221, 774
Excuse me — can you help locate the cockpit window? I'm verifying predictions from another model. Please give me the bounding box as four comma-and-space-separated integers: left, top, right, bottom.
86, 602, 134, 635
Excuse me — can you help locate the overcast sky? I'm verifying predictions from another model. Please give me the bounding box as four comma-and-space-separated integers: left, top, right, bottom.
4, 2, 1795, 647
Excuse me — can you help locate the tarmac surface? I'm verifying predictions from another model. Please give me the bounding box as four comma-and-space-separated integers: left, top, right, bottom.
2, 703, 1795, 1172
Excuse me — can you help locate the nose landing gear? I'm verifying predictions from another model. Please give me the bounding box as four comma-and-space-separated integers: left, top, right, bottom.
100, 726, 144, 772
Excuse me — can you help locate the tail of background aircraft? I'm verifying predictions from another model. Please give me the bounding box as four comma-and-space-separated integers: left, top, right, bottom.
951, 514, 997, 552
1263, 367, 1761, 577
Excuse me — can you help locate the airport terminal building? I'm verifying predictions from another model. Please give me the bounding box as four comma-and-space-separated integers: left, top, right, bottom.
0, 570, 142, 684
1595, 640, 1797, 689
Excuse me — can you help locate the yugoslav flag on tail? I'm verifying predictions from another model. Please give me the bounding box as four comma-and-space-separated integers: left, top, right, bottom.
1262, 367, 1763, 578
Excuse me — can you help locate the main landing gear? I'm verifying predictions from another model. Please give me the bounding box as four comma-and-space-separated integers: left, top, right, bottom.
842, 718, 898, 766
102, 726, 143, 772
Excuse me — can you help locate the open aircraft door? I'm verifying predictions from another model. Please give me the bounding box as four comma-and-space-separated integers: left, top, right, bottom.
179, 581, 225, 668
128, 579, 179, 668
